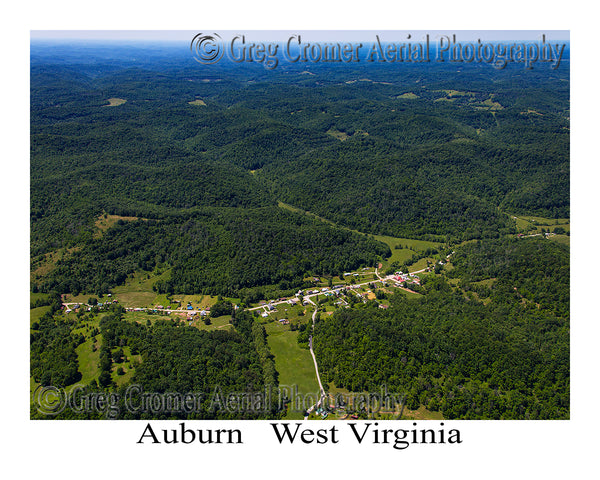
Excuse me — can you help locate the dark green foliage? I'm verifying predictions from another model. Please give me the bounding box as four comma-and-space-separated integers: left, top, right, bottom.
30, 306, 82, 387
210, 299, 233, 318
35, 208, 389, 296
31, 50, 568, 290
314, 291, 569, 419
313, 237, 569, 419
448, 237, 569, 317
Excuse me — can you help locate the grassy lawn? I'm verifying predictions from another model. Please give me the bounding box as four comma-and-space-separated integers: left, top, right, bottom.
397, 92, 419, 99
110, 269, 172, 308
509, 213, 570, 234
112, 346, 140, 387
471, 278, 496, 287
75, 335, 101, 385
60, 273, 242, 311
408, 257, 435, 273
94, 213, 141, 237
30, 292, 50, 303
260, 304, 312, 327
194, 315, 234, 331
372, 234, 441, 269
171, 294, 235, 310
265, 321, 320, 419
30, 305, 51, 326
124, 310, 179, 326
549, 234, 570, 246
389, 286, 421, 297
326, 128, 350, 141
30, 246, 80, 281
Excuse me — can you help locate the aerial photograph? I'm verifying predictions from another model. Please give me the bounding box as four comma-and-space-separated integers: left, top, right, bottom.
30, 30, 570, 423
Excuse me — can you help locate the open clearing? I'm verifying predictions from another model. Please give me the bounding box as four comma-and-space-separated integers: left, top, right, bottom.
373, 234, 439, 263
75, 336, 101, 385
94, 213, 142, 236
397, 92, 419, 99
510, 213, 570, 234
30, 306, 51, 325
400, 405, 445, 420
104, 98, 127, 107
326, 128, 350, 141
188, 99, 207, 106
109, 269, 173, 308
265, 322, 319, 419
194, 315, 234, 331
435, 89, 475, 98
31, 246, 80, 280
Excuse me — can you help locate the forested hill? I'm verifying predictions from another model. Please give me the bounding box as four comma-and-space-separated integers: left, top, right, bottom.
313, 236, 569, 419
31, 42, 569, 296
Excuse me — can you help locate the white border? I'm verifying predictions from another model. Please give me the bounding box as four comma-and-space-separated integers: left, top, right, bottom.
6, 1, 597, 478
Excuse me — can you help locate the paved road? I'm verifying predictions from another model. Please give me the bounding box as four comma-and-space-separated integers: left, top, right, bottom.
305, 296, 326, 420
62, 268, 426, 314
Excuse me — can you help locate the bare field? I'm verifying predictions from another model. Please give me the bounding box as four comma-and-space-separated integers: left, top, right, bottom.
104, 98, 127, 107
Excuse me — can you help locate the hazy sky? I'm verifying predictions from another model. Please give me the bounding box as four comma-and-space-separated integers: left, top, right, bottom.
31, 30, 570, 43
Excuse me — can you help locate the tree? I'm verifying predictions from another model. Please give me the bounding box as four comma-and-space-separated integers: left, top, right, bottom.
98, 371, 112, 388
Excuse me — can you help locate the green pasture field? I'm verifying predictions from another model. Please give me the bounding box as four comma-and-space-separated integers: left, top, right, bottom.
509, 214, 570, 234
30, 306, 51, 326
265, 321, 320, 419
75, 335, 102, 385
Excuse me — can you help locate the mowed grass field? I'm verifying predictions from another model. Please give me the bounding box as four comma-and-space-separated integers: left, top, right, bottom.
510, 214, 570, 234
549, 234, 570, 246
194, 315, 234, 332
265, 321, 320, 419
30, 305, 51, 326
110, 269, 173, 308
75, 335, 102, 385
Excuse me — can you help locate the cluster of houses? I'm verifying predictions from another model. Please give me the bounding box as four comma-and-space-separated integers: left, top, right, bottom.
392, 271, 421, 287
64, 297, 119, 313
123, 303, 213, 317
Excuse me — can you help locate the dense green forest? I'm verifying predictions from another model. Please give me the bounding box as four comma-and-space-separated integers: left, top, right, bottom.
30, 42, 569, 420
31, 44, 569, 297
313, 237, 569, 419
34, 207, 389, 297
